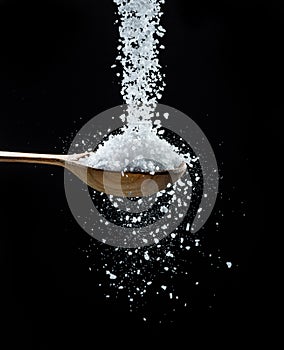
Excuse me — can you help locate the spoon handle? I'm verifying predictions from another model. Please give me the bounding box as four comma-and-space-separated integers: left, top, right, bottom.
0, 151, 68, 166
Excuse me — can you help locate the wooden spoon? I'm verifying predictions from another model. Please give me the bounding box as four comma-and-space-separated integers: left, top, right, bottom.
0, 151, 186, 197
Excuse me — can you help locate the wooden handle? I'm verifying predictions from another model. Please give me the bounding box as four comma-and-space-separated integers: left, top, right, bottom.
0, 151, 68, 166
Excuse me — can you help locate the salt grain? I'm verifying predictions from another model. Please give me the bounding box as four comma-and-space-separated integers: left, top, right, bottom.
226, 262, 232, 269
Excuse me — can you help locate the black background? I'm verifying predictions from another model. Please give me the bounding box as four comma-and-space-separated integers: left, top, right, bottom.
0, 0, 278, 347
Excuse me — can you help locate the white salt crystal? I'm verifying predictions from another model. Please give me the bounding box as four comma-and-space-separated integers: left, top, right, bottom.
226, 262, 232, 268
106, 271, 117, 280
160, 206, 168, 213
144, 251, 150, 261
166, 251, 174, 258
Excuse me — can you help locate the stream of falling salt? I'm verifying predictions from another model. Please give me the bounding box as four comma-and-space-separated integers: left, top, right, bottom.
114, 0, 166, 124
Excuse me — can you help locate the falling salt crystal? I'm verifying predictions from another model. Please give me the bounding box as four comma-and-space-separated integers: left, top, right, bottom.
161, 285, 167, 290
144, 252, 150, 261
169, 293, 173, 299
195, 239, 200, 247
160, 206, 168, 213
177, 179, 185, 187
226, 262, 232, 268
106, 271, 117, 280
186, 223, 190, 231
166, 251, 174, 258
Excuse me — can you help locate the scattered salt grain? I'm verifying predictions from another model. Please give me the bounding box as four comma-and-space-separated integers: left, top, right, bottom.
144, 252, 150, 261
106, 271, 117, 280
226, 262, 232, 269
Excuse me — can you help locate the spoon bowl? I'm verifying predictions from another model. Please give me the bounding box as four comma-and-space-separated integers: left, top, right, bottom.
0, 151, 187, 197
